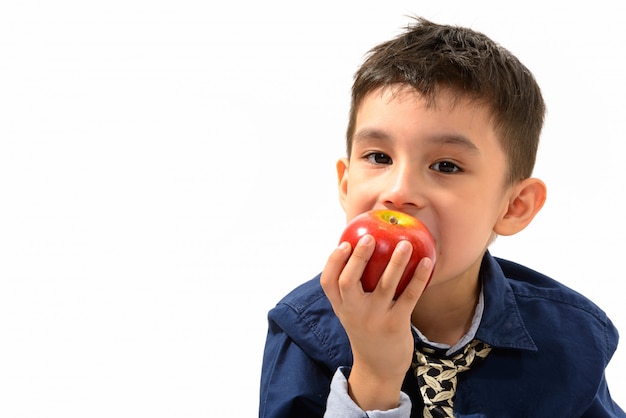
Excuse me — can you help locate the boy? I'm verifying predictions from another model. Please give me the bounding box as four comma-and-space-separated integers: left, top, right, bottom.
259, 17, 624, 417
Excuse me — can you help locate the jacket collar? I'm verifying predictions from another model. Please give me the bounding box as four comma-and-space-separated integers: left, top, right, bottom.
475, 252, 537, 351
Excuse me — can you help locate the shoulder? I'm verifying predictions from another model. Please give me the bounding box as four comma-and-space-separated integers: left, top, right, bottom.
496, 256, 608, 317
272, 275, 328, 314
495, 257, 619, 363
267, 275, 352, 369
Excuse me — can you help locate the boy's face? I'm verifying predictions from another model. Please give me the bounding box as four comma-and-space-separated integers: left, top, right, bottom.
337, 85, 516, 287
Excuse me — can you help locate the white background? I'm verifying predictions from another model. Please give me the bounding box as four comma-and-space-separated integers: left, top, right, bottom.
1, 1, 624, 416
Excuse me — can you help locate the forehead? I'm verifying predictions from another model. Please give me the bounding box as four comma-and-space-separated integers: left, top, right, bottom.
354, 85, 498, 142
357, 84, 492, 118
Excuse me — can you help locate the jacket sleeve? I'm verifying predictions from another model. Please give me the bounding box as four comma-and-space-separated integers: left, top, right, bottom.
581, 373, 626, 417
582, 317, 626, 417
259, 316, 334, 418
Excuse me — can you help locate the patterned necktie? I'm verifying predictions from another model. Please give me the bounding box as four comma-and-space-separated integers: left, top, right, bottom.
412, 339, 491, 418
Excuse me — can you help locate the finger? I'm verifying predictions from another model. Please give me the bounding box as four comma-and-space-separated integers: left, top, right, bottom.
320, 241, 352, 305
337, 234, 375, 299
395, 256, 434, 309
374, 240, 412, 299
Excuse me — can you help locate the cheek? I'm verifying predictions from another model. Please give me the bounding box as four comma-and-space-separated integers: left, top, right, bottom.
436, 205, 498, 258
343, 183, 379, 219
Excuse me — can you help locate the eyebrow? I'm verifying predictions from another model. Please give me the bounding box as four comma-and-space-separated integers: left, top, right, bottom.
353, 128, 391, 143
353, 128, 481, 154
427, 133, 480, 154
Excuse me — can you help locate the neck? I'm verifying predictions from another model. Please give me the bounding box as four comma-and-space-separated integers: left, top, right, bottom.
411, 273, 481, 346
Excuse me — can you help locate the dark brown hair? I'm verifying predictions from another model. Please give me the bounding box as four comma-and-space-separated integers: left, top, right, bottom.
346, 17, 545, 184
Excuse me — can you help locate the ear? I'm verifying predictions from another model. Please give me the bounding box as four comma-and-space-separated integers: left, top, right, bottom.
336, 158, 349, 212
494, 178, 547, 236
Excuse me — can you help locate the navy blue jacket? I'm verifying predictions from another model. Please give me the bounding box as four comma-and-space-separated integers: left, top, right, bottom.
260, 253, 625, 417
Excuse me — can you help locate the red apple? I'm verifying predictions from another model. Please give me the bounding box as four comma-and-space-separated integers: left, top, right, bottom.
339, 209, 436, 299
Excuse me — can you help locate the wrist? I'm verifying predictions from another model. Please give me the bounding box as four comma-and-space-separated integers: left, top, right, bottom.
347, 364, 405, 411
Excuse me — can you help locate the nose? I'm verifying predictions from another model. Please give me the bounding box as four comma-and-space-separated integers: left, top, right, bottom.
380, 164, 425, 211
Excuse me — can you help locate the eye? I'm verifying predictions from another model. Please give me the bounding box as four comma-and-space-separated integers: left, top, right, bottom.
365, 152, 393, 165
430, 160, 462, 173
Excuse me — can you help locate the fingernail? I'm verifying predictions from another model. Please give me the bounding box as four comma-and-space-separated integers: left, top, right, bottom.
359, 234, 373, 246
397, 240, 412, 253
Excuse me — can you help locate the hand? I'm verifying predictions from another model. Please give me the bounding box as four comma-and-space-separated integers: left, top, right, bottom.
320, 234, 434, 411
